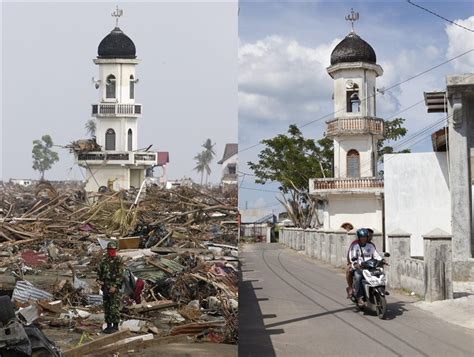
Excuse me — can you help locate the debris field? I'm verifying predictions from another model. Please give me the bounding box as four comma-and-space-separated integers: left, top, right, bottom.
0, 181, 238, 355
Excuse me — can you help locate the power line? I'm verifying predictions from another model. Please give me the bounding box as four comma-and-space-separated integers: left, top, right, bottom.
240, 186, 281, 193
235, 48, 473, 160
407, 0, 474, 33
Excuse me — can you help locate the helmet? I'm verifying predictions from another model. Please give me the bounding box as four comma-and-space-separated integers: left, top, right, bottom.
107, 241, 118, 249
356, 228, 369, 239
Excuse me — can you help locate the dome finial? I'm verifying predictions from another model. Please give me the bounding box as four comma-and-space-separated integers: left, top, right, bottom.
345, 8, 359, 33
111, 5, 123, 28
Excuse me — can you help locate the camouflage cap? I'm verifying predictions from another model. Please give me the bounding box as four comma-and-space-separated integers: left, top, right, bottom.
107, 241, 118, 249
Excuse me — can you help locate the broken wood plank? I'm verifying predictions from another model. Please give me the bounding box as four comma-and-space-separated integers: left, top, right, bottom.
87, 333, 154, 356
126, 300, 177, 313
62, 329, 131, 357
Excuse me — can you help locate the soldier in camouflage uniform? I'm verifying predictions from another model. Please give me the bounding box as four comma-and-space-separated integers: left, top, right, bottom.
96, 241, 124, 334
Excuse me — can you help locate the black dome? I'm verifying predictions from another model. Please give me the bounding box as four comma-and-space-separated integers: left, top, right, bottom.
330, 32, 376, 65
98, 27, 136, 59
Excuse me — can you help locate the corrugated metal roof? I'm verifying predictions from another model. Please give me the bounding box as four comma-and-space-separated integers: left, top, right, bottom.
159, 258, 184, 273
12, 280, 53, 303
86, 294, 103, 306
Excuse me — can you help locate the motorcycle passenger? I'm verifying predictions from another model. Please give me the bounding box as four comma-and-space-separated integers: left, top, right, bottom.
349, 228, 382, 306
345, 227, 375, 298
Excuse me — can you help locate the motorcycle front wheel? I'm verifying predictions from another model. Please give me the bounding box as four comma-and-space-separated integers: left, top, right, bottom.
374, 294, 387, 319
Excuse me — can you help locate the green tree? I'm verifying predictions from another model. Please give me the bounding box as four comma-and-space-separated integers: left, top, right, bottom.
377, 117, 411, 159
32, 134, 59, 180
201, 138, 216, 185
316, 117, 411, 176
85, 119, 96, 138
249, 119, 410, 227
193, 151, 210, 185
248, 125, 330, 228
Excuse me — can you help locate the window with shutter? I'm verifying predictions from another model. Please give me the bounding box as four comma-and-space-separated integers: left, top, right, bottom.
128, 129, 133, 151
106, 75, 116, 99
130, 75, 135, 99
347, 150, 360, 177
105, 129, 116, 150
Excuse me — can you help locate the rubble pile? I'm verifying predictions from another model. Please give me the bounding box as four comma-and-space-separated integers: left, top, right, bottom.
0, 181, 238, 354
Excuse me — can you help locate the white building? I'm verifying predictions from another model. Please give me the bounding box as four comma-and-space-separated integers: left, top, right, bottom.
384, 152, 452, 256
76, 10, 156, 192
9, 179, 35, 187
309, 28, 384, 232
218, 143, 238, 186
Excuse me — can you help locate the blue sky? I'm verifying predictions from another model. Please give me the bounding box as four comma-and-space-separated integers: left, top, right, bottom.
238, 0, 474, 214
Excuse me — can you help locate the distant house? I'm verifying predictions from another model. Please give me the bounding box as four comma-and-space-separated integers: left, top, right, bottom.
9, 179, 35, 187
218, 143, 238, 186
240, 209, 276, 242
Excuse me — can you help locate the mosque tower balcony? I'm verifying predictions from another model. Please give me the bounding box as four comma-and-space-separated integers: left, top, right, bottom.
91, 103, 142, 117
325, 116, 384, 139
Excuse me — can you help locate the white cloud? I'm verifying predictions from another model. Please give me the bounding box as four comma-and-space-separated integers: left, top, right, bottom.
445, 16, 474, 73
239, 35, 340, 122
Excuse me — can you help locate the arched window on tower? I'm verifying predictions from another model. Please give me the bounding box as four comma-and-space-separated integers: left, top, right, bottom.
128, 129, 133, 151
105, 129, 116, 150
347, 149, 360, 177
346, 83, 360, 113
106, 75, 116, 99
129, 75, 135, 99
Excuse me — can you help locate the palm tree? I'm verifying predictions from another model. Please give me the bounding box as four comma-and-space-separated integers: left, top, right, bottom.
193, 152, 206, 185
201, 139, 215, 185
85, 119, 96, 138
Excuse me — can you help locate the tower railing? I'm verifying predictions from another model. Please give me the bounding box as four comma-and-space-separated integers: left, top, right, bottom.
326, 117, 384, 137
77, 151, 157, 165
310, 177, 384, 193
92, 103, 142, 116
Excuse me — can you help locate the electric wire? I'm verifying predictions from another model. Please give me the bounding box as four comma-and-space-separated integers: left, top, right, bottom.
406, 0, 474, 33
234, 48, 473, 161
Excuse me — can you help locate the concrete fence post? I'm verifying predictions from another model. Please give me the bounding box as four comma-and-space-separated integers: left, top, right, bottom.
334, 229, 347, 268
342, 232, 352, 266
300, 230, 305, 251
320, 232, 327, 261
423, 228, 453, 302
305, 230, 312, 256
317, 232, 324, 260
309, 230, 316, 258
387, 229, 411, 289
328, 231, 337, 265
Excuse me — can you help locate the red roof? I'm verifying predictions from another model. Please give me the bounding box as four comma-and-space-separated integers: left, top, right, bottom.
157, 152, 170, 166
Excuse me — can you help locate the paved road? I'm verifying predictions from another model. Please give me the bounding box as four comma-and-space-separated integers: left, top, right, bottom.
239, 243, 474, 357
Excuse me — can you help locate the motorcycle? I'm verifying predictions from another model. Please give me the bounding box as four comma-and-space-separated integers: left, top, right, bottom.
350, 253, 390, 319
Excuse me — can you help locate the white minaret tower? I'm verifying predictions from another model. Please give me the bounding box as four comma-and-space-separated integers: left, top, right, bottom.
326, 9, 384, 178
310, 10, 385, 233
77, 7, 156, 192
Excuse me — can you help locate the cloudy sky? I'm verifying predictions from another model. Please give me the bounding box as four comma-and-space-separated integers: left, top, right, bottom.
238, 0, 474, 213
1, 1, 237, 184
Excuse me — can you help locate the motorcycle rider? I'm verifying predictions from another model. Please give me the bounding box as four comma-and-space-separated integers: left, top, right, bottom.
345, 227, 375, 298
348, 228, 382, 306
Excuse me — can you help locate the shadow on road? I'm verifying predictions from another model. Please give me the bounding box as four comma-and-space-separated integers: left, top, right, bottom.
265, 306, 354, 329
380, 300, 408, 320
239, 262, 281, 357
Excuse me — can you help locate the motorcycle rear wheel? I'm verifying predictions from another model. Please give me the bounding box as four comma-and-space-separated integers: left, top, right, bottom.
375, 294, 387, 319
